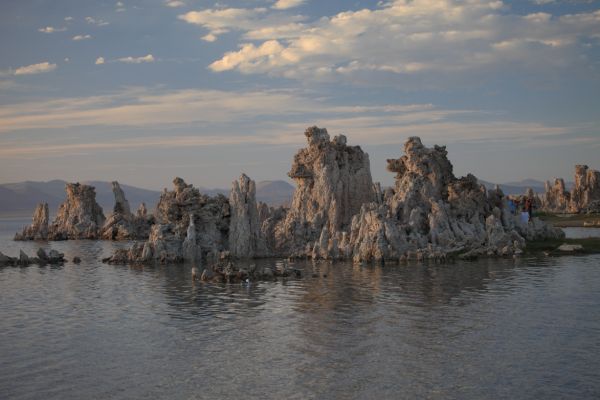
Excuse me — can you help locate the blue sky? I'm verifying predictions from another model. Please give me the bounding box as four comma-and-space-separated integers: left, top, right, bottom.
0, 0, 599, 189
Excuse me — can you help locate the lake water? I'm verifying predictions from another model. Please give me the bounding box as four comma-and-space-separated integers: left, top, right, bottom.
1, 218, 600, 399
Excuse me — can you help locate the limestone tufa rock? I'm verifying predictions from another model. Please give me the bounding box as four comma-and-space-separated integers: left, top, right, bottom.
48, 183, 105, 240
101, 181, 154, 240
228, 174, 265, 258
542, 165, 600, 213
270, 126, 375, 257
14, 203, 49, 240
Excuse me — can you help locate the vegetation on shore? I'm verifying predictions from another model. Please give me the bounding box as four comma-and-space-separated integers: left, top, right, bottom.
537, 212, 600, 227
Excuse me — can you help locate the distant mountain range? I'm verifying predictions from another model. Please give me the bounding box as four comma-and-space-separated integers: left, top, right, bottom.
0, 179, 295, 217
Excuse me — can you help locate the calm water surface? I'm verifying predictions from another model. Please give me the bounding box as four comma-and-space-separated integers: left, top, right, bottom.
1, 218, 600, 399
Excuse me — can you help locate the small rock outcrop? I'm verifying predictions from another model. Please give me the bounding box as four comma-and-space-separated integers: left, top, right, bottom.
101, 181, 154, 240
0, 248, 65, 267
541, 165, 600, 213
48, 183, 105, 240
270, 126, 375, 256
228, 174, 265, 258
14, 203, 49, 240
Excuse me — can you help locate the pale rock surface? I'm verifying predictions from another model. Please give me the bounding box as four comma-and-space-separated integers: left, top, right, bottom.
541, 165, 600, 213
48, 183, 105, 240
14, 203, 49, 240
270, 126, 375, 257
570, 165, 600, 213
228, 174, 265, 258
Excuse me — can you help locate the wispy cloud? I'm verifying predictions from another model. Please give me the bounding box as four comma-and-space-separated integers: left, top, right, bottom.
38, 26, 66, 33
116, 1, 126, 12
272, 0, 305, 10
117, 54, 155, 64
13, 62, 57, 76
95, 57, 105, 65
72, 34, 92, 41
165, 0, 185, 7
85, 16, 109, 26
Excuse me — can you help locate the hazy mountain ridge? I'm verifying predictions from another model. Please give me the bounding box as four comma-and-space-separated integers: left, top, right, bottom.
0, 179, 295, 216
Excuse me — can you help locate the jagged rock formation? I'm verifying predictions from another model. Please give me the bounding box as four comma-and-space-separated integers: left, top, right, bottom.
543, 178, 570, 212
570, 165, 600, 213
228, 174, 265, 258
47, 183, 105, 240
269, 126, 375, 256
104, 128, 564, 266
104, 177, 230, 264
0, 248, 65, 267
300, 136, 563, 264
100, 181, 154, 240
542, 165, 600, 213
14, 203, 49, 240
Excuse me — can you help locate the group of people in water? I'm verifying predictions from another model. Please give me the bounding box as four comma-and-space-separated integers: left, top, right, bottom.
507, 197, 535, 222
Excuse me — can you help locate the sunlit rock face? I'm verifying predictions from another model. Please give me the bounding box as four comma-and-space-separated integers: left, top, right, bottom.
542, 178, 570, 213
104, 127, 564, 266
342, 136, 564, 263
570, 165, 600, 213
270, 126, 375, 257
48, 183, 105, 240
541, 165, 600, 213
101, 181, 154, 240
14, 203, 49, 241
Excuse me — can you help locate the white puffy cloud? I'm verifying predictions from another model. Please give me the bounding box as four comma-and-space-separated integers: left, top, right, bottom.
272, 0, 305, 10
196, 0, 600, 81
117, 54, 155, 63
72, 34, 92, 41
38, 26, 66, 33
13, 62, 57, 75
116, 1, 126, 12
95, 57, 105, 65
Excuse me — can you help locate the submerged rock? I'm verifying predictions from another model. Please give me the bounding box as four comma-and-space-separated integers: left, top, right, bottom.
14, 203, 49, 240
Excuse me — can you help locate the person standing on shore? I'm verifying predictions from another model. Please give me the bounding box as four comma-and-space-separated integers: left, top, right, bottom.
525, 198, 533, 222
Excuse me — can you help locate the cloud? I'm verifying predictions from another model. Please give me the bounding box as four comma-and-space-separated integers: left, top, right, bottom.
117, 54, 155, 63
13, 62, 57, 76
165, 0, 185, 7
0, 87, 572, 150
38, 26, 66, 33
64, 16, 74, 21
95, 57, 105, 65
72, 34, 92, 41
116, 1, 126, 12
199, 0, 600, 82
85, 17, 110, 26
272, 0, 305, 10
179, 7, 304, 41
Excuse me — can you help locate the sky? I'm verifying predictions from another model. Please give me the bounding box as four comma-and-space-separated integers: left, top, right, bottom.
0, 0, 599, 190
